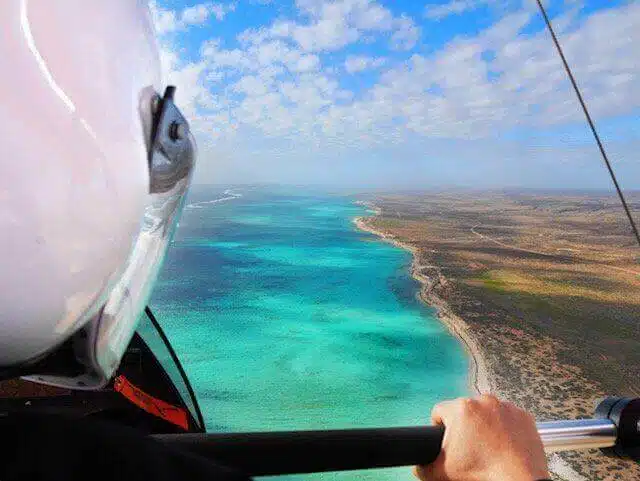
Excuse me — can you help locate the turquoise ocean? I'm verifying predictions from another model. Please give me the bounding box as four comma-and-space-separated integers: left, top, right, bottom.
151, 186, 468, 480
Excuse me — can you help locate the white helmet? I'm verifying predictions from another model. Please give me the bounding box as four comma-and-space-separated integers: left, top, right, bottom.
0, 1, 196, 389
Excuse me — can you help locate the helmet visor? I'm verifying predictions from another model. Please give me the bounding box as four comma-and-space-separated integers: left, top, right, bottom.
26, 86, 197, 389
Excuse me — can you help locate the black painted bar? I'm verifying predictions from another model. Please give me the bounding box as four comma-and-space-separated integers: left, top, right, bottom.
154, 426, 445, 476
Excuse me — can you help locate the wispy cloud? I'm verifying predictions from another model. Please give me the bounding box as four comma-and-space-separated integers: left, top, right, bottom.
238, 0, 420, 52
423, 0, 543, 20
345, 55, 386, 73
150, 1, 236, 35
424, 0, 485, 20
151, 0, 640, 187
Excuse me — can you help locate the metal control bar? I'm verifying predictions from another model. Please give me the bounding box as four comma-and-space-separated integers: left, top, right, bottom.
155, 418, 618, 476
538, 419, 616, 452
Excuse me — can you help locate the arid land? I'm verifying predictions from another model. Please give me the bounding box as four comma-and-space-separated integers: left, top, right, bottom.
355, 190, 640, 481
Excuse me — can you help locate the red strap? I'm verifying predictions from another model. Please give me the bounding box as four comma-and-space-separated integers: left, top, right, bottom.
114, 375, 189, 431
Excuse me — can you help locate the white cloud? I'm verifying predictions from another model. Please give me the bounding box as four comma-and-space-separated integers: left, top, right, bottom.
233, 75, 271, 96
150, 2, 179, 35
291, 15, 359, 51
201, 39, 252, 71
351, 2, 394, 30
209, 3, 236, 20
152, 0, 640, 178
391, 15, 421, 51
344, 55, 386, 73
181, 4, 214, 24
149, 1, 235, 35
366, 3, 640, 141
353, 3, 640, 139
202, 38, 321, 76
424, 0, 486, 20
239, 0, 418, 53
423, 0, 553, 21
294, 54, 321, 72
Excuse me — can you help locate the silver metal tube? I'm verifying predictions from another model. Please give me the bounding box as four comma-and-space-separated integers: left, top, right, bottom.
538, 419, 617, 452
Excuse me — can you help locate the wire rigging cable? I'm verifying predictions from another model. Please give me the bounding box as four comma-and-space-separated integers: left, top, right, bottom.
534, 0, 640, 248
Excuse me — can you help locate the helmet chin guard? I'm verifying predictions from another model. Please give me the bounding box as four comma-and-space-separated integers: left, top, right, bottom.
23, 86, 196, 389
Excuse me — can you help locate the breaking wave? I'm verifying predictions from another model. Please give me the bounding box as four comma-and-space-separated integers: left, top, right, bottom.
187, 190, 242, 209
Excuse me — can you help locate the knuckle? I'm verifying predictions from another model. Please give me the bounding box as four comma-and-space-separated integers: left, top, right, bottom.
480, 393, 500, 407
460, 397, 478, 414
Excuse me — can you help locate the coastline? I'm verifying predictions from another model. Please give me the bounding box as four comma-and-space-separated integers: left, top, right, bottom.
353, 212, 492, 396
352, 198, 640, 481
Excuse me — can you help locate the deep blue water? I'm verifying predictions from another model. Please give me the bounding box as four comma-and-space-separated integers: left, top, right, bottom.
151, 186, 468, 480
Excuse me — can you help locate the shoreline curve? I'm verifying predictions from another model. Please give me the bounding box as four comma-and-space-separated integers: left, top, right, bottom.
353, 210, 492, 396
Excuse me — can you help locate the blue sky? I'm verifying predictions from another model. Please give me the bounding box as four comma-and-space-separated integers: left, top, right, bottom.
150, 0, 640, 190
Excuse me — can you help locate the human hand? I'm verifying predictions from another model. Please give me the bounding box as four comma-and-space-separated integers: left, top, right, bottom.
414, 394, 549, 481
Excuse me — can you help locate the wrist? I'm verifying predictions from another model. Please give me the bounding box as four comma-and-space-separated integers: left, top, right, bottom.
533, 470, 551, 480
496, 464, 549, 481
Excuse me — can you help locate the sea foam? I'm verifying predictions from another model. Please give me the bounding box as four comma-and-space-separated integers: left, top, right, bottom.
186, 189, 242, 209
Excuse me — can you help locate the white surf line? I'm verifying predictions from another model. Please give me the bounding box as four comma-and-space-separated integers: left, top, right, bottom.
187, 190, 243, 209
